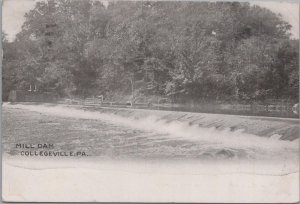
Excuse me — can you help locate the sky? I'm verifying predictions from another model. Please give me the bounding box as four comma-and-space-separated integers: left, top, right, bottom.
2, 0, 299, 41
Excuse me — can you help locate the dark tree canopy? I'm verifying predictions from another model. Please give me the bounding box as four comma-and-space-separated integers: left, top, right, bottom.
2, 1, 299, 103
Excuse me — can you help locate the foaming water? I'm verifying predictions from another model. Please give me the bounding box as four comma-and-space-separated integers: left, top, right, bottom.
4, 103, 299, 161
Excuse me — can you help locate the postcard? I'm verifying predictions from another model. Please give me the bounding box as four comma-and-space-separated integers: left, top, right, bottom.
2, 0, 299, 202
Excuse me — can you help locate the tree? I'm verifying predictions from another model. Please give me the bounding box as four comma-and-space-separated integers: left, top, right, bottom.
2, 0, 298, 103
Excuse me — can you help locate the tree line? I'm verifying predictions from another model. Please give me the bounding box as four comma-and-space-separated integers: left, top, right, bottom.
2, 0, 299, 103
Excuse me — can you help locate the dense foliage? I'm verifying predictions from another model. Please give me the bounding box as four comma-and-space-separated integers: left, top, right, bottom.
2, 0, 299, 103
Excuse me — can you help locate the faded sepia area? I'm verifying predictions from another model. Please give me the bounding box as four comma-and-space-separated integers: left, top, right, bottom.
2, 0, 299, 202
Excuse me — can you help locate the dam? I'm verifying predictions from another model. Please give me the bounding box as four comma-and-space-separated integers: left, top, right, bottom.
2, 102, 299, 161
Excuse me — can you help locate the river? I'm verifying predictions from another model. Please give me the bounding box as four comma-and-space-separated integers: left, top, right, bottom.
2, 103, 299, 202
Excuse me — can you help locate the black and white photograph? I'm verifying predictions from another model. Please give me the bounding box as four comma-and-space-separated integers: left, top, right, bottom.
1, 0, 299, 202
